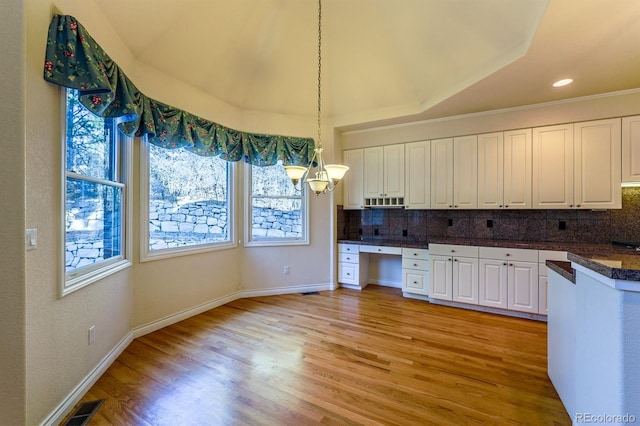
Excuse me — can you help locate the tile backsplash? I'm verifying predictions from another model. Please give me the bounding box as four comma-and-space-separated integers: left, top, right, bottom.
338, 187, 640, 244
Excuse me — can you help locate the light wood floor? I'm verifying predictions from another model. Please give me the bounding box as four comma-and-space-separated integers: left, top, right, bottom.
68, 286, 570, 425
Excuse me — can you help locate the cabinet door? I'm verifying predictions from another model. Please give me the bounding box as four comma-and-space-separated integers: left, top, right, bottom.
453, 135, 478, 209
343, 149, 364, 209
364, 146, 384, 198
383, 144, 405, 198
507, 261, 538, 313
429, 255, 452, 300
533, 124, 574, 208
452, 256, 479, 304
574, 118, 622, 209
405, 141, 430, 209
622, 115, 640, 182
430, 138, 454, 209
479, 259, 508, 309
538, 275, 548, 315
477, 132, 504, 209
503, 129, 532, 209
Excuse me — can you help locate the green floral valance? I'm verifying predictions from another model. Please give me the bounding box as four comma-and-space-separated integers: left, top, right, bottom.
43, 14, 314, 166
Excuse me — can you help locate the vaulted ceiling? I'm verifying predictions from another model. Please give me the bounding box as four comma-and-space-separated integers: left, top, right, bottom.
94, 0, 640, 130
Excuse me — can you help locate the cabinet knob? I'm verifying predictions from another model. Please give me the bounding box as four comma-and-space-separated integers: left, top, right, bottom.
454, 205, 458, 208
413, 263, 419, 267
449, 205, 453, 208
448, 258, 452, 262
505, 205, 509, 208
346, 257, 351, 261
454, 259, 458, 262
347, 273, 351, 276
378, 248, 382, 252
577, 204, 581, 208
413, 253, 418, 256
499, 205, 503, 208
569, 204, 573, 207
451, 250, 456, 253
503, 262, 507, 266
413, 281, 418, 284
506, 253, 510, 257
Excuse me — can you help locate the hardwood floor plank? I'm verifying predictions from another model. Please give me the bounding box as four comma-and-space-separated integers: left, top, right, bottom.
66, 285, 570, 425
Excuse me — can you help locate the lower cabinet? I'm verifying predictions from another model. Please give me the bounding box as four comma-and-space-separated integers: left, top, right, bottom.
338, 243, 369, 290
429, 244, 479, 302
401, 248, 429, 295
538, 250, 569, 314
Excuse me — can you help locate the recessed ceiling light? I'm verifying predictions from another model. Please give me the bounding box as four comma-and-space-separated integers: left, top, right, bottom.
552, 78, 573, 87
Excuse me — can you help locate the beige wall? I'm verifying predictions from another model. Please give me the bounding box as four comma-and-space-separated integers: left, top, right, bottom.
0, 1, 26, 424
20, 1, 335, 424
341, 90, 640, 149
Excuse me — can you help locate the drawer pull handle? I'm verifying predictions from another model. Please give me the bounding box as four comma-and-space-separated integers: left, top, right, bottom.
378, 248, 382, 252
413, 281, 418, 284
413, 263, 418, 267
413, 253, 418, 256
506, 253, 510, 257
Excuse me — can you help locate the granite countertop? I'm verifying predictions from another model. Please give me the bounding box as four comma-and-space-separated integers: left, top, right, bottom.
337, 237, 640, 281
546, 260, 576, 283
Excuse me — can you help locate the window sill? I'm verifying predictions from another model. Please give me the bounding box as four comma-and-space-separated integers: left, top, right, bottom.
61, 259, 132, 298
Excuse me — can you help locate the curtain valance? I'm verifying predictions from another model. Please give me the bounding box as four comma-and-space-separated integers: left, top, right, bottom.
43, 14, 315, 166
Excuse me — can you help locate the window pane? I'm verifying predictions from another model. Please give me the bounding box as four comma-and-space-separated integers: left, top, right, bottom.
251, 197, 303, 239
251, 162, 298, 196
66, 177, 123, 272
148, 144, 230, 251
65, 89, 114, 180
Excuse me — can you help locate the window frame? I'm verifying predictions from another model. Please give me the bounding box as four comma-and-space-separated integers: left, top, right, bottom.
139, 139, 237, 262
60, 88, 132, 297
244, 162, 309, 247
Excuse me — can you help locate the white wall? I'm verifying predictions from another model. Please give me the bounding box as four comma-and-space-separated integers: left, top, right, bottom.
0, 0, 26, 424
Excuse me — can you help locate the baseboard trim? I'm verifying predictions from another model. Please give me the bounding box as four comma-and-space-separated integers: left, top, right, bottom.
42, 332, 134, 426
46, 282, 336, 425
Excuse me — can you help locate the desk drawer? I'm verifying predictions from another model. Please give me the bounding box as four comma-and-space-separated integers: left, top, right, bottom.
338, 243, 359, 254
338, 262, 358, 285
402, 248, 429, 260
339, 253, 358, 263
402, 258, 429, 270
359, 245, 402, 255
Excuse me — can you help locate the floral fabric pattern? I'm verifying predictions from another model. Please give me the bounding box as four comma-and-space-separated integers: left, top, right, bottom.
44, 14, 315, 166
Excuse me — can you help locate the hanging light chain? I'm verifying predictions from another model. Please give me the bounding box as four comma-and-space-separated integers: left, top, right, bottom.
317, 0, 322, 147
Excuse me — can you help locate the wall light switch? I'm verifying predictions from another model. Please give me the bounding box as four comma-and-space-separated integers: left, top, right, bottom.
26, 229, 37, 251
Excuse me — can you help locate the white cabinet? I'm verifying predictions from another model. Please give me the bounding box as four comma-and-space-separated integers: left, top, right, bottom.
338, 243, 369, 290
429, 244, 479, 302
363, 144, 405, 207
574, 118, 621, 209
431, 136, 477, 209
478, 130, 532, 209
401, 248, 429, 295
405, 141, 430, 209
479, 247, 538, 313
537, 250, 568, 315
622, 115, 640, 182
533, 119, 622, 209
533, 124, 575, 208
342, 149, 364, 210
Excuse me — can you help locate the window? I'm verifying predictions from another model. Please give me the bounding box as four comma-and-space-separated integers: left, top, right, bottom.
140, 142, 235, 261
245, 162, 308, 246
62, 89, 131, 296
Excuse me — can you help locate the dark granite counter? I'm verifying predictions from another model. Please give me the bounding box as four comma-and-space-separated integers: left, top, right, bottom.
337, 237, 640, 282
546, 260, 576, 283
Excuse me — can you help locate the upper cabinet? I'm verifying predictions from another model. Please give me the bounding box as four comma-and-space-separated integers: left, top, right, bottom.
533, 119, 621, 209
622, 115, 640, 183
342, 149, 364, 210
363, 144, 405, 207
532, 124, 575, 209
478, 130, 532, 209
431, 136, 477, 209
574, 118, 621, 209
405, 141, 431, 209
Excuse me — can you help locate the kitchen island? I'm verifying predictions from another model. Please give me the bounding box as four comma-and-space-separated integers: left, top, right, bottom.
547, 247, 640, 424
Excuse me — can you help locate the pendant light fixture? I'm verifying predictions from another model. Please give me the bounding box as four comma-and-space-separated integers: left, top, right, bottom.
284, 0, 348, 195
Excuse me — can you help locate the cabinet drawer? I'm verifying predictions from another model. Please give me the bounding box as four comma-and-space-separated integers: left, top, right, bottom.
402, 248, 429, 260
403, 270, 428, 294
479, 246, 538, 262
338, 262, 358, 284
429, 244, 478, 258
339, 253, 359, 263
338, 243, 359, 254
359, 245, 402, 255
402, 258, 429, 270
538, 250, 568, 263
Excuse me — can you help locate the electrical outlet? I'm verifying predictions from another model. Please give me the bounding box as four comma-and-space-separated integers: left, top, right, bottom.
88, 326, 96, 345
283, 265, 289, 275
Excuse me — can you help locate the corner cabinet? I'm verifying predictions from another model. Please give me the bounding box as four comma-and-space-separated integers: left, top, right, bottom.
363, 144, 405, 207
622, 115, 640, 183
342, 149, 364, 210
